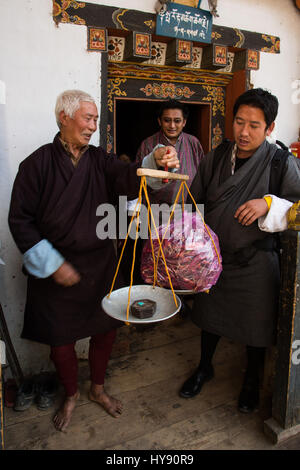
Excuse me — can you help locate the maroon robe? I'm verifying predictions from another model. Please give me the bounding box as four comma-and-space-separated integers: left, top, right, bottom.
8, 134, 140, 346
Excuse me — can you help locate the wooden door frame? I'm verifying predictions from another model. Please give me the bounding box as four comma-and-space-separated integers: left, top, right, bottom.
113, 96, 212, 156
104, 61, 238, 154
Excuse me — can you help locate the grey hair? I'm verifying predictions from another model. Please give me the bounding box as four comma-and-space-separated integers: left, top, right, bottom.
55, 90, 96, 128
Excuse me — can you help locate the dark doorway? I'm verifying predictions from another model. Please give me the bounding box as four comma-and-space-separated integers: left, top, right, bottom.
115, 98, 211, 161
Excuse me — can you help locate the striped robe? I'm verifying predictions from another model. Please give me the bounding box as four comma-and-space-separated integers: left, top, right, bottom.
136, 130, 204, 204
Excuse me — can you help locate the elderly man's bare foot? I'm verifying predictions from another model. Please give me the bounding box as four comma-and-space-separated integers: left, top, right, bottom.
89, 384, 123, 418
53, 391, 80, 432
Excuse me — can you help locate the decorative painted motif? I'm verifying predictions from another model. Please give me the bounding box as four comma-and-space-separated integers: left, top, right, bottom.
287, 201, 300, 231
108, 63, 232, 87
202, 86, 225, 116
107, 78, 127, 113
87, 27, 107, 52
247, 50, 260, 70
144, 20, 155, 30
183, 47, 203, 69
216, 51, 234, 73
108, 37, 125, 62
177, 40, 192, 62
53, 0, 86, 24
135, 33, 151, 57
143, 42, 167, 66
233, 28, 245, 48
112, 9, 129, 31
211, 31, 222, 40
140, 83, 195, 99
107, 124, 113, 153
212, 122, 223, 149
261, 35, 280, 53
214, 45, 227, 66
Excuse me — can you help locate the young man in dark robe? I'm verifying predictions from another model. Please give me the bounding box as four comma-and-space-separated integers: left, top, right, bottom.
8, 90, 179, 431
176, 88, 300, 412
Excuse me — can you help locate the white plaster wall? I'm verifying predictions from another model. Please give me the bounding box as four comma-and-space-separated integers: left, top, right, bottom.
0, 0, 299, 375
0, 0, 102, 374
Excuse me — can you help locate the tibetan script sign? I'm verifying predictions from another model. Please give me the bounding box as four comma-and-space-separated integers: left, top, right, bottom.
156, 3, 212, 44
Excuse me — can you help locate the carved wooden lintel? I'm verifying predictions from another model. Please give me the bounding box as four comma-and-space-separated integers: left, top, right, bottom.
52, 1, 280, 54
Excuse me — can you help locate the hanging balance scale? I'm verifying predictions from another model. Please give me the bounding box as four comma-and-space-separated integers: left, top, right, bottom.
101, 167, 192, 324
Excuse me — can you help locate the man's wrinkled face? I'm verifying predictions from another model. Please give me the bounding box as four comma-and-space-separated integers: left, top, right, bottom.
60, 101, 99, 147
233, 105, 274, 158
158, 108, 186, 144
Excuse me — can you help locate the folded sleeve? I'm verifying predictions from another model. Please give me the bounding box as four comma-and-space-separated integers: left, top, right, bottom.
258, 195, 294, 232
23, 239, 65, 278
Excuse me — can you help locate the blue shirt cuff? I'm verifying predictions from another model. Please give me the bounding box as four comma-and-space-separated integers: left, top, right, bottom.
23, 239, 65, 278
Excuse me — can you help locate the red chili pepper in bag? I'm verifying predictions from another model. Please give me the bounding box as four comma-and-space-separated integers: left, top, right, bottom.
141, 212, 223, 293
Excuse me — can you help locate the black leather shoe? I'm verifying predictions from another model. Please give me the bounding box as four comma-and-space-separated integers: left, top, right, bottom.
238, 379, 259, 413
179, 366, 214, 398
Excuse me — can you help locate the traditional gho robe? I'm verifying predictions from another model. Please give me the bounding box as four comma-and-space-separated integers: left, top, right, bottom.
136, 130, 204, 204
8, 134, 140, 346
188, 140, 300, 347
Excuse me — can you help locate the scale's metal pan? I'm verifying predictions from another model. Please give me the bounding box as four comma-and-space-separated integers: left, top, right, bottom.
101, 285, 182, 324
173, 290, 195, 296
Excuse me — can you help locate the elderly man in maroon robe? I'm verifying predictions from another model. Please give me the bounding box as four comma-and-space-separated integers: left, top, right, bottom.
8, 90, 179, 432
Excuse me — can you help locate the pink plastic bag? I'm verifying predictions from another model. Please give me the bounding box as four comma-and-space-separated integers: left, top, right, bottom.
141, 211, 222, 292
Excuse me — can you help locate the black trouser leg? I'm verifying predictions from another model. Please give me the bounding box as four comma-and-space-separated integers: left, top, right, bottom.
238, 345, 265, 413
198, 330, 221, 373
245, 345, 265, 384
179, 330, 220, 398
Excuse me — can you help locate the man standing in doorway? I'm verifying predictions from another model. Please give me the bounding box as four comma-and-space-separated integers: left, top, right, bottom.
128, 99, 204, 311
119, 99, 203, 286
136, 99, 204, 204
